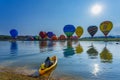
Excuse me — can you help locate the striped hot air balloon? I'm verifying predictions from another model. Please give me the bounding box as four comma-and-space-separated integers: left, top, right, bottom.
87, 26, 98, 37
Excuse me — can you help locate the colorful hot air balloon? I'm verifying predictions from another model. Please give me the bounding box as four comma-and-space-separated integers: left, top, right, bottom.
47, 32, 54, 38
10, 29, 18, 39
75, 26, 84, 38
100, 21, 113, 37
87, 26, 98, 37
39, 31, 47, 39
63, 25, 75, 38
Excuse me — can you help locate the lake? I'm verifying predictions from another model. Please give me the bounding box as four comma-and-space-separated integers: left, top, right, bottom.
0, 41, 120, 80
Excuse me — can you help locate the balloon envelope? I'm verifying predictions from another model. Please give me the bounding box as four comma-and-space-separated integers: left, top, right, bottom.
51, 35, 58, 40
47, 32, 54, 38
87, 26, 98, 37
75, 26, 83, 38
39, 31, 47, 39
63, 25, 75, 37
59, 35, 66, 40
100, 21, 113, 37
10, 29, 18, 38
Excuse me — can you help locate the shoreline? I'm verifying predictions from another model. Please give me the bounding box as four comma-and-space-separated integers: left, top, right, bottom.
0, 69, 40, 80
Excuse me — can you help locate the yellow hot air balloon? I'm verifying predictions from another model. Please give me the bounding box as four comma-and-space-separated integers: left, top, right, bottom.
100, 21, 113, 37
75, 26, 84, 38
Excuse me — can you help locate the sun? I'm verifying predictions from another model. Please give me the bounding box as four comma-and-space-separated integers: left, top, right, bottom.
91, 4, 102, 15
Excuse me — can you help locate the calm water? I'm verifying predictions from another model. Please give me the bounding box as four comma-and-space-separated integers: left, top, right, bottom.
0, 41, 120, 80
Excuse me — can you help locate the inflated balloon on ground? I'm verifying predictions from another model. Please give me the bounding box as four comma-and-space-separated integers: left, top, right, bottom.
47, 32, 54, 38
59, 35, 66, 40
39, 31, 47, 39
51, 35, 58, 40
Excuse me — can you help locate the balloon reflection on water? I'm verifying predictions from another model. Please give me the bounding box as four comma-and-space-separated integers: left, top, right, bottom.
39, 41, 56, 52
10, 41, 18, 55
87, 43, 98, 59
63, 40, 75, 57
75, 43, 83, 54
100, 46, 113, 63
39, 41, 47, 52
47, 41, 56, 51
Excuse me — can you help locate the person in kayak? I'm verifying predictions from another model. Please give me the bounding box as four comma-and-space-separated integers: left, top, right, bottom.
45, 57, 53, 68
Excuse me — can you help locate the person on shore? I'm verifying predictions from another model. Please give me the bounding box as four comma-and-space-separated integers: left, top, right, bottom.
45, 57, 53, 68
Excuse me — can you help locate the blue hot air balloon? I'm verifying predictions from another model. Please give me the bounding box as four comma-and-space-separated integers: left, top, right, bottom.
63, 25, 75, 38
10, 29, 18, 38
47, 32, 54, 38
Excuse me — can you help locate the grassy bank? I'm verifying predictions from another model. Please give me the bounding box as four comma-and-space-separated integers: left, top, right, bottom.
0, 71, 40, 80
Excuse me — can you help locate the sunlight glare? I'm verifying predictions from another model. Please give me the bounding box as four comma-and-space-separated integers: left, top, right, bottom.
92, 64, 100, 76
91, 4, 102, 15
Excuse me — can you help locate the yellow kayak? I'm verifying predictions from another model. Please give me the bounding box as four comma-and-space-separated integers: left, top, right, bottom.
39, 56, 57, 75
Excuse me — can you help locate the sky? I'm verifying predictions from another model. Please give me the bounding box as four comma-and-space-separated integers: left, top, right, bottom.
0, 0, 120, 37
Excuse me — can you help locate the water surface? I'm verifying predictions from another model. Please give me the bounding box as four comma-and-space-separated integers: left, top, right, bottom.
0, 41, 120, 80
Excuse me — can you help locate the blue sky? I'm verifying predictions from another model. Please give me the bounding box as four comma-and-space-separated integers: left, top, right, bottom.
0, 0, 120, 37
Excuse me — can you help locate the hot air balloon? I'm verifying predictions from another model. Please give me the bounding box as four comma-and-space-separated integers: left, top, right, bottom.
87, 26, 98, 37
75, 26, 84, 38
47, 32, 54, 38
10, 29, 18, 39
34, 36, 39, 40
51, 35, 58, 41
100, 21, 113, 37
59, 35, 66, 40
39, 31, 47, 39
63, 25, 75, 38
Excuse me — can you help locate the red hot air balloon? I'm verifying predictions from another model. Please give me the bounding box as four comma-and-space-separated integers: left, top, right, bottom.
59, 35, 66, 40
51, 35, 58, 41
39, 31, 47, 39
87, 26, 98, 37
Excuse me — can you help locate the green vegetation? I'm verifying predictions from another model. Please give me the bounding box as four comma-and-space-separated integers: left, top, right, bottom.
0, 35, 120, 41
79, 37, 120, 41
